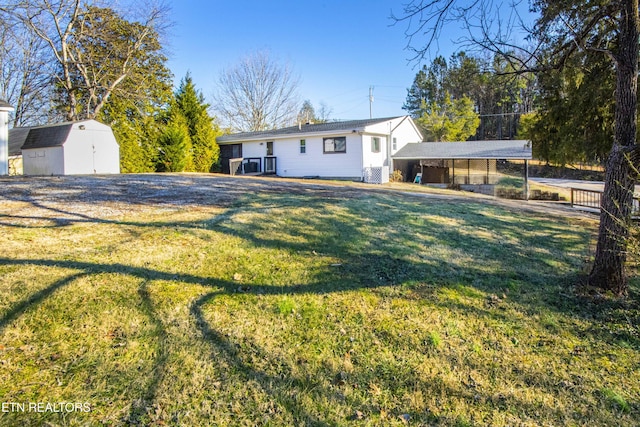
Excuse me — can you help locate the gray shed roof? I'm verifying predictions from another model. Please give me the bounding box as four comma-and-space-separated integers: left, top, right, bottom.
20, 122, 74, 150
217, 116, 407, 143
8, 127, 30, 156
392, 140, 532, 160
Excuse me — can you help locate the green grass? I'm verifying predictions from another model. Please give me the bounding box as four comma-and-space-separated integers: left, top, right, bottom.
0, 178, 639, 426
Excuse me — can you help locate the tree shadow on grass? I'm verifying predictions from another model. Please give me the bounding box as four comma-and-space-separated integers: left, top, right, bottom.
0, 178, 637, 424
124, 280, 170, 425
189, 291, 335, 426
0, 251, 632, 424
0, 271, 88, 333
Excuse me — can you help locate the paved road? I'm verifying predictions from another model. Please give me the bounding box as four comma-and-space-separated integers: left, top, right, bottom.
530, 178, 605, 192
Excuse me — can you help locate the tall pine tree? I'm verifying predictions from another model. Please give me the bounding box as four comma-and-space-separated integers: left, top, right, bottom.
156, 111, 191, 173
174, 73, 221, 172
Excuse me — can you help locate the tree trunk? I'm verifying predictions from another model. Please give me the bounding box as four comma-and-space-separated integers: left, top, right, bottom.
588, 0, 639, 295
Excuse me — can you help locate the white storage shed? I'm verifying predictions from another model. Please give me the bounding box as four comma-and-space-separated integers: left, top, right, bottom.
20, 120, 120, 175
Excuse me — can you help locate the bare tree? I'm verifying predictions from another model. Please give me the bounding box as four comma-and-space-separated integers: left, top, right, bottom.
213, 50, 301, 132
6, 0, 170, 121
0, 7, 54, 126
393, 0, 640, 295
317, 101, 333, 123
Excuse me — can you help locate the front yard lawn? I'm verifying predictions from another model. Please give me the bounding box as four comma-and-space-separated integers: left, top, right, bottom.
0, 175, 638, 426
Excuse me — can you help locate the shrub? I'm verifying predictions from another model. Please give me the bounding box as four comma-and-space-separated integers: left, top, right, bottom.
390, 169, 403, 182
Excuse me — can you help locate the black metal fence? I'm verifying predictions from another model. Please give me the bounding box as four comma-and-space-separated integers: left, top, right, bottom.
571, 188, 640, 215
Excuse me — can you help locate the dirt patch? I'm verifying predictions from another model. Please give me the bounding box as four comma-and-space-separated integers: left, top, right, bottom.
0, 174, 368, 226
0, 173, 593, 227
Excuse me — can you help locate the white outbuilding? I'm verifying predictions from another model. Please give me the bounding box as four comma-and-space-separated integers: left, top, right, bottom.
19, 120, 120, 175
0, 99, 14, 175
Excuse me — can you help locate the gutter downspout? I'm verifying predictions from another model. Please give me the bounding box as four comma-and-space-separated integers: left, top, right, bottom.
388, 121, 392, 172
358, 130, 364, 182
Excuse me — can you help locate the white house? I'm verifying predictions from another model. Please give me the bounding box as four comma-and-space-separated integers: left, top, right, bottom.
216, 116, 423, 183
17, 120, 120, 175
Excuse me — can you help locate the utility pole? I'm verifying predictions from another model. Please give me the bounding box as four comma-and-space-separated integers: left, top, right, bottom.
369, 86, 374, 119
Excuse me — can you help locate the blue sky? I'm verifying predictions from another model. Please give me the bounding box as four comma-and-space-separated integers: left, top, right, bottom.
165, 1, 534, 121
166, 1, 450, 120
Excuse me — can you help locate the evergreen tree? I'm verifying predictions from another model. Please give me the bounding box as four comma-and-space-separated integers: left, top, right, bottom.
98, 52, 173, 173
417, 94, 480, 141
112, 114, 158, 173
174, 73, 221, 172
403, 56, 448, 117
296, 99, 331, 124
519, 50, 615, 166
156, 112, 191, 173
404, 52, 536, 140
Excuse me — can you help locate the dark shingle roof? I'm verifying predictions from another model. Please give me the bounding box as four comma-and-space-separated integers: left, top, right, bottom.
217, 117, 404, 143
8, 127, 30, 156
20, 122, 74, 150
393, 140, 532, 160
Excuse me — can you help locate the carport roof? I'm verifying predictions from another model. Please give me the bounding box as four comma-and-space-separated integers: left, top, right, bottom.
392, 140, 532, 160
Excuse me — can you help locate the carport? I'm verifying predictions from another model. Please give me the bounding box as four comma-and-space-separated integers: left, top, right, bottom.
392, 140, 533, 196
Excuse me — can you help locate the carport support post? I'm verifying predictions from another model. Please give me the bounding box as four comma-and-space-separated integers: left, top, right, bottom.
524, 159, 529, 201
0, 100, 15, 176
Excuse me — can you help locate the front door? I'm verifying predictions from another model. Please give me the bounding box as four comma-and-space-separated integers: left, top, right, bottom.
264, 156, 276, 174
264, 141, 276, 174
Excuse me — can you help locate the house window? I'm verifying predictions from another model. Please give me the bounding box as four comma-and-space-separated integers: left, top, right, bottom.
372, 137, 381, 153
266, 141, 274, 156
300, 139, 306, 154
392, 137, 397, 151
323, 137, 346, 153
229, 144, 242, 158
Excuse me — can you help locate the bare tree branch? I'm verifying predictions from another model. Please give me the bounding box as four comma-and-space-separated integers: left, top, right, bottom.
5, 0, 171, 121
213, 50, 301, 132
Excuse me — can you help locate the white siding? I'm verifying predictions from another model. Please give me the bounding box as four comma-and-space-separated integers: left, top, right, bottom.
361, 117, 422, 172
240, 134, 364, 178
221, 116, 423, 180
242, 141, 268, 159
362, 135, 388, 169
363, 120, 395, 136
22, 120, 119, 175
278, 134, 363, 178
389, 118, 423, 153
63, 121, 119, 174
23, 147, 64, 175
